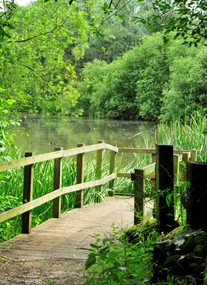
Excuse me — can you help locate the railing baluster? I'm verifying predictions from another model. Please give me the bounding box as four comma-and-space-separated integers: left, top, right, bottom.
53, 148, 63, 218
132, 169, 144, 225
181, 152, 191, 181
22, 152, 34, 234
76, 143, 85, 208
96, 140, 104, 202
109, 150, 116, 196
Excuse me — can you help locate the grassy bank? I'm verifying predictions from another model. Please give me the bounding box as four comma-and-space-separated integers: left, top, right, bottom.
0, 115, 207, 242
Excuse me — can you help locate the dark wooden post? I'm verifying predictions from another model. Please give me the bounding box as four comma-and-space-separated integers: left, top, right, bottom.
22, 152, 34, 234
187, 162, 207, 230
132, 169, 144, 225
109, 150, 116, 196
76, 143, 85, 208
95, 140, 103, 202
53, 147, 63, 218
156, 144, 174, 232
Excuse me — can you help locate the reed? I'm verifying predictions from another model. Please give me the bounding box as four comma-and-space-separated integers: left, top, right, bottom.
1, 115, 206, 241
156, 114, 207, 161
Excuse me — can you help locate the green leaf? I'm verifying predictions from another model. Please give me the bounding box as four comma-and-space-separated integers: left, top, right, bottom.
85, 253, 96, 270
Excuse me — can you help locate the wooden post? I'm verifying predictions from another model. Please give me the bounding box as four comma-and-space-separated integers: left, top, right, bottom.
22, 152, 34, 234
95, 140, 103, 202
53, 147, 63, 218
156, 144, 174, 232
190, 149, 198, 162
152, 153, 156, 163
76, 143, 85, 208
109, 150, 116, 196
132, 169, 145, 225
181, 152, 191, 181
173, 154, 179, 186
187, 162, 207, 231
151, 152, 156, 190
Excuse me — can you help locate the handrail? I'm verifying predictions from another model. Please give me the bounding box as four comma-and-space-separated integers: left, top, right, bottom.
118, 147, 156, 154
0, 146, 195, 173
0, 143, 118, 172
0, 173, 117, 223
0, 143, 198, 234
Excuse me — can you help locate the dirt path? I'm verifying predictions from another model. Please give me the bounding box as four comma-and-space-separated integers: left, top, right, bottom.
0, 197, 134, 285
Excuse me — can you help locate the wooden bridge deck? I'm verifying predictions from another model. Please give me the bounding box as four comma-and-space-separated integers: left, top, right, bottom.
0, 196, 134, 285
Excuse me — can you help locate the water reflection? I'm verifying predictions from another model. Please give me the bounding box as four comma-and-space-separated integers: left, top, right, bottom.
14, 116, 156, 154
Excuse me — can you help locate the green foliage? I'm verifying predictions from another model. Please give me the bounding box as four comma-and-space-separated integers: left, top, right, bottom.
84, 225, 155, 284
0, 0, 101, 116
136, 0, 207, 46
135, 33, 169, 120
154, 228, 207, 284
0, 195, 22, 242
0, 98, 20, 161
161, 45, 207, 121
83, 0, 150, 64
80, 32, 170, 120
79, 31, 207, 121
156, 114, 207, 161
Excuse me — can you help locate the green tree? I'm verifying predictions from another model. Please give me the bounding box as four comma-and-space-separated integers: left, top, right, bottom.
135, 33, 169, 120
82, 0, 150, 64
0, 0, 94, 115
161, 45, 207, 121
101, 0, 207, 46
80, 32, 170, 120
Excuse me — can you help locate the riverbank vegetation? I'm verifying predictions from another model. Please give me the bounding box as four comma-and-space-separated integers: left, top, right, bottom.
1, 115, 207, 243
0, 0, 206, 123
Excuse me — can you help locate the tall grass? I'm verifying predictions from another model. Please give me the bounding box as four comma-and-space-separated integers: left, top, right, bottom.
156, 113, 207, 161
1, 114, 206, 242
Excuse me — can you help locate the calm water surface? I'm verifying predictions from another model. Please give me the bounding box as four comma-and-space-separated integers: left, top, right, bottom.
14, 116, 156, 154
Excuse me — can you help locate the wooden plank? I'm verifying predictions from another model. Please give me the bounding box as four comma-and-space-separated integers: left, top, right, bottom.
117, 173, 131, 178
0, 143, 118, 173
95, 140, 103, 202
75, 143, 85, 208
104, 143, 118, 153
62, 143, 118, 158
118, 148, 156, 154
173, 154, 179, 185
0, 144, 191, 173
109, 150, 116, 196
132, 169, 145, 225
181, 152, 191, 181
22, 152, 34, 234
174, 150, 191, 155
0, 173, 117, 223
53, 148, 63, 218
190, 149, 198, 161
0, 151, 62, 172
142, 163, 156, 177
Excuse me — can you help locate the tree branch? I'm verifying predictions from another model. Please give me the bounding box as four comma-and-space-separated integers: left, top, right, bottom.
7, 24, 63, 43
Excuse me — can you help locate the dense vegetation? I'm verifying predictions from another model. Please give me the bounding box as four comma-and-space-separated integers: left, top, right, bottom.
79, 33, 207, 121
0, 1, 207, 283
0, 0, 206, 124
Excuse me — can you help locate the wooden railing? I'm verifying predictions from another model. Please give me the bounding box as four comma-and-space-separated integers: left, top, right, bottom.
0, 142, 198, 235
132, 146, 198, 228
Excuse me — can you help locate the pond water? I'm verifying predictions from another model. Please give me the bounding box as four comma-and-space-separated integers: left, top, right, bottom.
14, 116, 157, 154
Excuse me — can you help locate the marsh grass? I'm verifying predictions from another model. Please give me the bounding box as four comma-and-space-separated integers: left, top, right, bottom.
1, 115, 206, 242
157, 114, 207, 161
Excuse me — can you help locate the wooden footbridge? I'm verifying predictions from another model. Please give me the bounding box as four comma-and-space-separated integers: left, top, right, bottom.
0, 142, 198, 284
